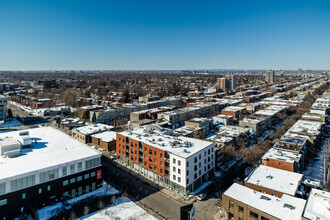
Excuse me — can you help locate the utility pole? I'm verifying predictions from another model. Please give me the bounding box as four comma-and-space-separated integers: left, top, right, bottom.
323, 139, 329, 189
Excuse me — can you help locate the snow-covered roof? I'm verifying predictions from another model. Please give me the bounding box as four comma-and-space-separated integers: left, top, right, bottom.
0, 127, 101, 180
303, 189, 330, 220
91, 131, 117, 142
119, 127, 214, 158
262, 148, 302, 163
245, 165, 303, 196
224, 183, 306, 220
75, 123, 114, 135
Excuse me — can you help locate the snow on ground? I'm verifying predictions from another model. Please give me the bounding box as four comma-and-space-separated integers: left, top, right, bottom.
81, 197, 157, 220
36, 182, 119, 220
303, 147, 325, 184
0, 118, 23, 128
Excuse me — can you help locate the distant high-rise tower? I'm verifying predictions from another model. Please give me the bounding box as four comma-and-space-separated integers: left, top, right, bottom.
218, 74, 236, 90
298, 68, 303, 74
231, 74, 236, 89
265, 70, 275, 83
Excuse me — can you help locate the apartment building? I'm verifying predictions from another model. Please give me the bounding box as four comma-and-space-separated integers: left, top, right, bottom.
244, 165, 303, 198
91, 131, 117, 151
212, 114, 234, 126
116, 126, 215, 195
72, 123, 114, 144
0, 127, 102, 218
0, 95, 7, 121
222, 183, 306, 220
302, 189, 330, 220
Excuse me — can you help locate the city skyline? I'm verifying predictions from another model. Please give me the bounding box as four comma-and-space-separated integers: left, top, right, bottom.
1, 0, 330, 70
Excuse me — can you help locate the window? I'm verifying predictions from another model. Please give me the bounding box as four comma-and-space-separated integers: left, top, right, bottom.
144, 162, 147, 166
78, 162, 82, 171
187, 178, 189, 184
250, 211, 258, 220
63, 180, 69, 186
70, 178, 76, 184
199, 170, 201, 175
173, 158, 176, 164
229, 201, 234, 209
62, 166, 67, 176
85, 158, 101, 169
154, 151, 157, 156
47, 185, 51, 191
178, 169, 181, 174
154, 166, 157, 171
199, 154, 201, 159
173, 175, 176, 180
173, 167, 176, 172
84, 173, 90, 179
194, 157, 197, 163
239, 206, 244, 213
187, 161, 189, 167
160, 153, 163, 158
0, 199, 7, 206
11, 175, 36, 191
279, 162, 282, 166
77, 176, 82, 181
187, 170, 189, 175
91, 172, 96, 177
63, 191, 69, 197
261, 217, 269, 220
160, 169, 163, 174
78, 187, 83, 196
71, 189, 76, 198
178, 160, 181, 166
154, 158, 157, 163
92, 182, 96, 190
194, 173, 197, 179
149, 149, 152, 154
229, 212, 234, 220
144, 147, 147, 152
160, 161, 163, 166
178, 177, 181, 183
144, 155, 147, 159
70, 164, 75, 174
199, 162, 201, 167
38, 188, 42, 194
0, 183, 5, 195
85, 185, 90, 193
22, 193, 26, 199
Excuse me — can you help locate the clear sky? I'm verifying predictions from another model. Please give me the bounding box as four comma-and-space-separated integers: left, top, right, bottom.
0, 0, 330, 70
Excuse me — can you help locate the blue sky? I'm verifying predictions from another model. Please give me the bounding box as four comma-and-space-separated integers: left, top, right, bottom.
0, 0, 330, 70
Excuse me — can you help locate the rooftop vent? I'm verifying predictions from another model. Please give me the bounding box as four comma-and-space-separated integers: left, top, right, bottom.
260, 195, 270, 201
283, 204, 295, 210
266, 175, 274, 180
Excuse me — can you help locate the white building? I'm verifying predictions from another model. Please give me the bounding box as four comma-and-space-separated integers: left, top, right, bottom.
0, 95, 7, 121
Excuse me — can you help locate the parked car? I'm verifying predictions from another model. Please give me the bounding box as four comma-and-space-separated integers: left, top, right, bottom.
184, 194, 194, 201
196, 193, 207, 201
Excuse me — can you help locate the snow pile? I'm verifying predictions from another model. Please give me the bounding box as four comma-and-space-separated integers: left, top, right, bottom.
36, 182, 118, 220
82, 197, 157, 220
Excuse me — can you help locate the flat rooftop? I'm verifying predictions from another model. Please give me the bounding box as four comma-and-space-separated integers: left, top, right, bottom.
75, 123, 114, 135
119, 127, 214, 158
224, 183, 306, 220
0, 127, 101, 180
262, 148, 302, 163
245, 165, 303, 196
91, 131, 117, 142
303, 188, 330, 220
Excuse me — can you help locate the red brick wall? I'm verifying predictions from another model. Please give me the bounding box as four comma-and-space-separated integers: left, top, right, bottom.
265, 158, 294, 172
142, 143, 165, 177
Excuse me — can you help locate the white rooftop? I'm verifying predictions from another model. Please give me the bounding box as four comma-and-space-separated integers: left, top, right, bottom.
224, 183, 306, 220
75, 123, 114, 135
262, 148, 302, 163
303, 188, 330, 220
119, 127, 214, 158
91, 131, 117, 142
0, 127, 101, 180
245, 165, 303, 196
